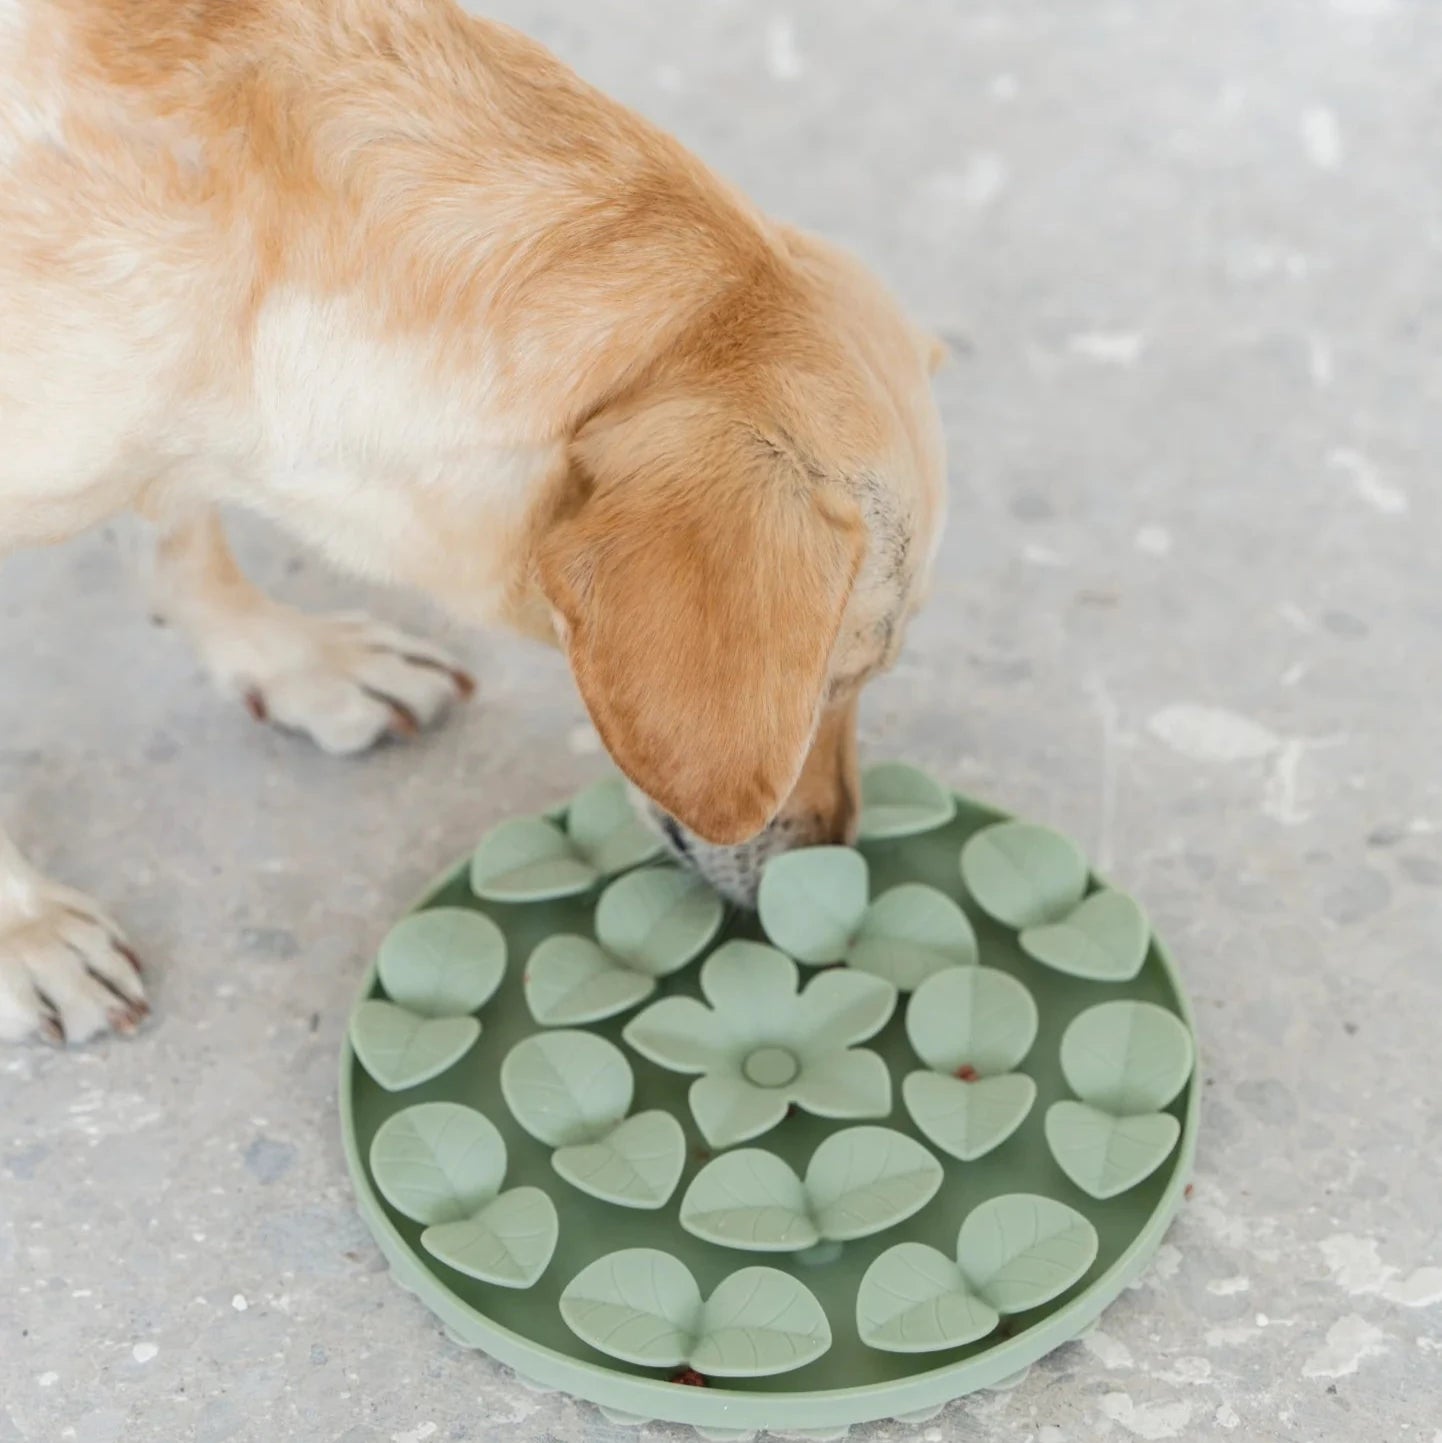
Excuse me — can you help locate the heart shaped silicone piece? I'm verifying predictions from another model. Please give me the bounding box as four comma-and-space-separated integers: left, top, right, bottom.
1020, 890, 1149, 982
1044, 1100, 1181, 1199
421, 1187, 559, 1288
350, 1001, 479, 1092
552, 1110, 687, 1210
902, 1070, 1036, 1162
855, 1242, 999, 1353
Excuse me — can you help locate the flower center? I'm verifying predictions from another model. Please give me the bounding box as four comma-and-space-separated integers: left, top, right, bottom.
742, 1046, 801, 1089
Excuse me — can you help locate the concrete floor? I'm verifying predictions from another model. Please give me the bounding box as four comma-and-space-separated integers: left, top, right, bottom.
4, 1, 1441, 1440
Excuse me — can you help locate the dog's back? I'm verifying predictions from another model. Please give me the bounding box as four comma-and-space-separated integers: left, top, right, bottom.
1, 2, 810, 567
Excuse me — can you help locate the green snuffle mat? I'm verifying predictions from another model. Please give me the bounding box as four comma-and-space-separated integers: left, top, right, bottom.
340, 766, 1199, 1437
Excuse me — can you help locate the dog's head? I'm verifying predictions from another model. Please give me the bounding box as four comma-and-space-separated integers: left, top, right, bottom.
538, 230, 945, 903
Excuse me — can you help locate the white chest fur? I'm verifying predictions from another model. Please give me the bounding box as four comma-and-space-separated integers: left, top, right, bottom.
239, 291, 563, 616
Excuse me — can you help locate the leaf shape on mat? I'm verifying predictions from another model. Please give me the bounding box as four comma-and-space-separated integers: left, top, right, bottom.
902, 1071, 1037, 1163
500, 1030, 634, 1147
906, 966, 1038, 1075
956, 1193, 1099, 1314
421, 1186, 558, 1288
1045, 1101, 1182, 1199
595, 867, 725, 977
566, 776, 662, 877
680, 1150, 818, 1252
377, 908, 507, 1017
757, 847, 869, 964
553, 1110, 687, 1210
350, 1001, 479, 1092
561, 1251, 830, 1379
856, 1242, 999, 1353
691, 1268, 831, 1378
1020, 889, 1149, 983
804, 1127, 944, 1243
1059, 1000, 1195, 1114
560, 1249, 702, 1369
368, 1102, 507, 1225
857, 763, 957, 841
848, 884, 978, 991
688, 1073, 794, 1151
679, 1127, 941, 1251
524, 935, 656, 1026
958, 822, 1088, 929
470, 818, 597, 902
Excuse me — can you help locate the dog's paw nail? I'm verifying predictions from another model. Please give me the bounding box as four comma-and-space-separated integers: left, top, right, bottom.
115, 942, 143, 976
107, 1006, 142, 1036
243, 688, 269, 723
450, 668, 477, 699
39, 1015, 65, 1047
386, 701, 420, 738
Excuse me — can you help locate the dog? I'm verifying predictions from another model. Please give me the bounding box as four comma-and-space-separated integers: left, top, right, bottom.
0, 0, 947, 1045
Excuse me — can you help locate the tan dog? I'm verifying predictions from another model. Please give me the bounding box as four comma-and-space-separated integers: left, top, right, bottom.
0, 0, 946, 1044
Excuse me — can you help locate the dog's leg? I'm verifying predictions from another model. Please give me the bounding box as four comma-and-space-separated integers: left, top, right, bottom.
150, 510, 476, 754
0, 510, 148, 1045
0, 826, 148, 1045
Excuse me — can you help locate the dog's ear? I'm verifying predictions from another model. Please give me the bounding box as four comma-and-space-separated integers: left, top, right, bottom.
539, 400, 866, 846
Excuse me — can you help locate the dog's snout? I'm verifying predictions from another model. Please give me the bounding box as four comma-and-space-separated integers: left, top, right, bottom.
640, 694, 860, 906
649, 802, 855, 909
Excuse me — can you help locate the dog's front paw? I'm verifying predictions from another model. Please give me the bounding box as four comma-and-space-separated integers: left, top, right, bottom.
0, 881, 148, 1046
215, 610, 475, 756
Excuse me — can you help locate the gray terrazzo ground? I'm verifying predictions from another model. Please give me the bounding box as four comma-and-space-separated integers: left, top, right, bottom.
3, 2, 1440, 1440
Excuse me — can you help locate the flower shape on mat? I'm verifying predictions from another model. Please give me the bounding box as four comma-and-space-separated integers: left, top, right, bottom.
757, 847, 977, 992
623, 941, 897, 1149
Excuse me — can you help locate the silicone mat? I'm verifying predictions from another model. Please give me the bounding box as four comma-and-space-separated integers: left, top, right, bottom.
340, 770, 1199, 1437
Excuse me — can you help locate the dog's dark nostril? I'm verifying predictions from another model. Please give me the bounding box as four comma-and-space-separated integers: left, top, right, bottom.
660, 814, 692, 858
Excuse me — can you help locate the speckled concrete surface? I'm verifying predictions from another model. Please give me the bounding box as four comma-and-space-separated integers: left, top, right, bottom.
4, 2, 1441, 1440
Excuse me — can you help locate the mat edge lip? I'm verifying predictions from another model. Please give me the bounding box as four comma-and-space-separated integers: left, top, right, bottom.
339, 790, 1201, 1432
